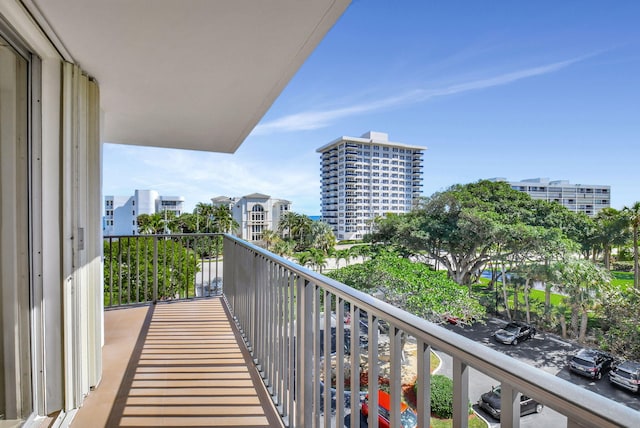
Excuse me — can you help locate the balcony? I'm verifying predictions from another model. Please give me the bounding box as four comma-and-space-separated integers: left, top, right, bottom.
87, 234, 639, 428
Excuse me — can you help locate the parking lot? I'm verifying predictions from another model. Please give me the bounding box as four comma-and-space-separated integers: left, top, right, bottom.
440, 317, 640, 426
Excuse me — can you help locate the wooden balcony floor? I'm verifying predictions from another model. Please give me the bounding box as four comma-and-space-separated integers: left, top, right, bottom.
72, 298, 282, 428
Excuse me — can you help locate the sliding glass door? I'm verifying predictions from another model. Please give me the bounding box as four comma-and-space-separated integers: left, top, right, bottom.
0, 31, 32, 422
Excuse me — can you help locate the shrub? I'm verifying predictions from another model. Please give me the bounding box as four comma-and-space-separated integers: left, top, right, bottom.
612, 261, 633, 272
426, 374, 454, 419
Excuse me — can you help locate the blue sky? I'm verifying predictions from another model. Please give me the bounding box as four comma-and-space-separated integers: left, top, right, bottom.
104, 1, 640, 215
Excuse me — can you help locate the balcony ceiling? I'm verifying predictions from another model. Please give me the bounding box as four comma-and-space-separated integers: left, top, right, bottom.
30, 0, 350, 153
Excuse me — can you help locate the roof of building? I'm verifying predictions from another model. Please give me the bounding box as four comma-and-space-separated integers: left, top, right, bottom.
316, 131, 427, 152
243, 193, 271, 199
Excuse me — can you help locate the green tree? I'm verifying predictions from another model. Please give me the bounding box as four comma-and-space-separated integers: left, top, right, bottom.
592, 208, 629, 270
308, 221, 336, 254
326, 251, 485, 323
294, 251, 314, 269
551, 259, 611, 342
308, 248, 328, 273
137, 213, 164, 234
599, 288, 640, 359
334, 248, 352, 269
273, 239, 295, 258
278, 211, 314, 251
104, 237, 199, 304
261, 228, 280, 251
137, 211, 180, 234
212, 205, 239, 234
623, 202, 640, 289
194, 202, 216, 232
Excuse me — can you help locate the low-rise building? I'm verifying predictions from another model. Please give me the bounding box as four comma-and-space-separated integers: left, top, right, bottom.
490, 177, 610, 217
104, 190, 185, 236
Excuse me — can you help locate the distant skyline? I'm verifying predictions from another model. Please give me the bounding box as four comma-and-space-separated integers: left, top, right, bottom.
104, 1, 640, 215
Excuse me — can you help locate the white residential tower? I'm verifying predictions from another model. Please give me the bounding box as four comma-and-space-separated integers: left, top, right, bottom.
317, 131, 426, 241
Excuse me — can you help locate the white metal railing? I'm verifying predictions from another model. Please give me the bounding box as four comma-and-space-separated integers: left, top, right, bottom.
222, 235, 640, 428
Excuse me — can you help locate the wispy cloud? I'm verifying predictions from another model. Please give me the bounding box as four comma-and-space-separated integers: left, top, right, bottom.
103, 144, 321, 213
253, 56, 588, 135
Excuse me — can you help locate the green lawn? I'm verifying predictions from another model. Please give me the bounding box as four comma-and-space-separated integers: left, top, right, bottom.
611, 271, 634, 290
431, 414, 487, 428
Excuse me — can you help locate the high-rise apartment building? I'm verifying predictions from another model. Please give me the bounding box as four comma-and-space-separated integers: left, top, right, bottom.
317, 131, 426, 241
211, 193, 291, 242
490, 177, 611, 217
104, 190, 185, 236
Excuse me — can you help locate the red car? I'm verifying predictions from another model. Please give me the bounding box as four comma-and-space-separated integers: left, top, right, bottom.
361, 390, 418, 428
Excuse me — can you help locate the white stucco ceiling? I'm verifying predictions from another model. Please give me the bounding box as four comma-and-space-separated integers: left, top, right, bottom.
29, 0, 350, 153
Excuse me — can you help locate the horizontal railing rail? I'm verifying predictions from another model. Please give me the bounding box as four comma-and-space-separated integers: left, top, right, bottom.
103, 233, 224, 308
223, 234, 640, 428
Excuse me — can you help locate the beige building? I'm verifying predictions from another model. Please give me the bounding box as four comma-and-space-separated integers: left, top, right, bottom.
212, 194, 291, 242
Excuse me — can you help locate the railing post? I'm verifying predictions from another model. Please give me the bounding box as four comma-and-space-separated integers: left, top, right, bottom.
349, 305, 361, 428
390, 326, 402, 428
452, 356, 469, 428
295, 276, 313, 427
153, 236, 158, 304
416, 340, 431, 428
367, 312, 379, 428
500, 383, 520, 428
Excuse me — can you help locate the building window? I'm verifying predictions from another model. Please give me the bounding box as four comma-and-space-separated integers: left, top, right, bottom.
251, 204, 265, 222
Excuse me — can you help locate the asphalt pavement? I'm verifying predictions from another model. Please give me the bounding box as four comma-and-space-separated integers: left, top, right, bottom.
438, 316, 640, 426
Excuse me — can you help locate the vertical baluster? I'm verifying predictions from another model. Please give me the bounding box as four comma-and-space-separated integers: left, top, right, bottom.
390, 326, 402, 428
350, 305, 361, 428
452, 356, 469, 428
416, 339, 431, 428
367, 312, 379, 428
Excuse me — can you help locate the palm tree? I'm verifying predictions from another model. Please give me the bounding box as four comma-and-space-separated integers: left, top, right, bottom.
261, 228, 280, 251
137, 213, 165, 234
194, 202, 215, 232
212, 205, 239, 234
623, 202, 640, 289
308, 248, 327, 273
294, 251, 313, 269
309, 221, 336, 254
278, 211, 313, 250
334, 248, 351, 268
551, 259, 611, 341
593, 208, 629, 270
273, 240, 295, 258
278, 211, 298, 239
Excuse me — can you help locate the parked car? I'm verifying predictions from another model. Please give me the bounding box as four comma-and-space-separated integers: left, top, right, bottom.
609, 360, 640, 392
569, 349, 616, 380
492, 321, 536, 345
478, 385, 543, 420
361, 390, 418, 428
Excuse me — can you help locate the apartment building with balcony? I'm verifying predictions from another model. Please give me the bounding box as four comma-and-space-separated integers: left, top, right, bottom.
104, 190, 185, 236
211, 193, 291, 242
491, 177, 611, 217
317, 131, 426, 240
0, 1, 349, 425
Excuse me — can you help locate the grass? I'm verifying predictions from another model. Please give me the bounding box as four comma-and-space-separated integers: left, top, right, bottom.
611, 271, 634, 290
431, 414, 487, 428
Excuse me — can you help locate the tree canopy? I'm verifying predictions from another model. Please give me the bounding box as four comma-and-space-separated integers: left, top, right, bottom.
326, 250, 485, 323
